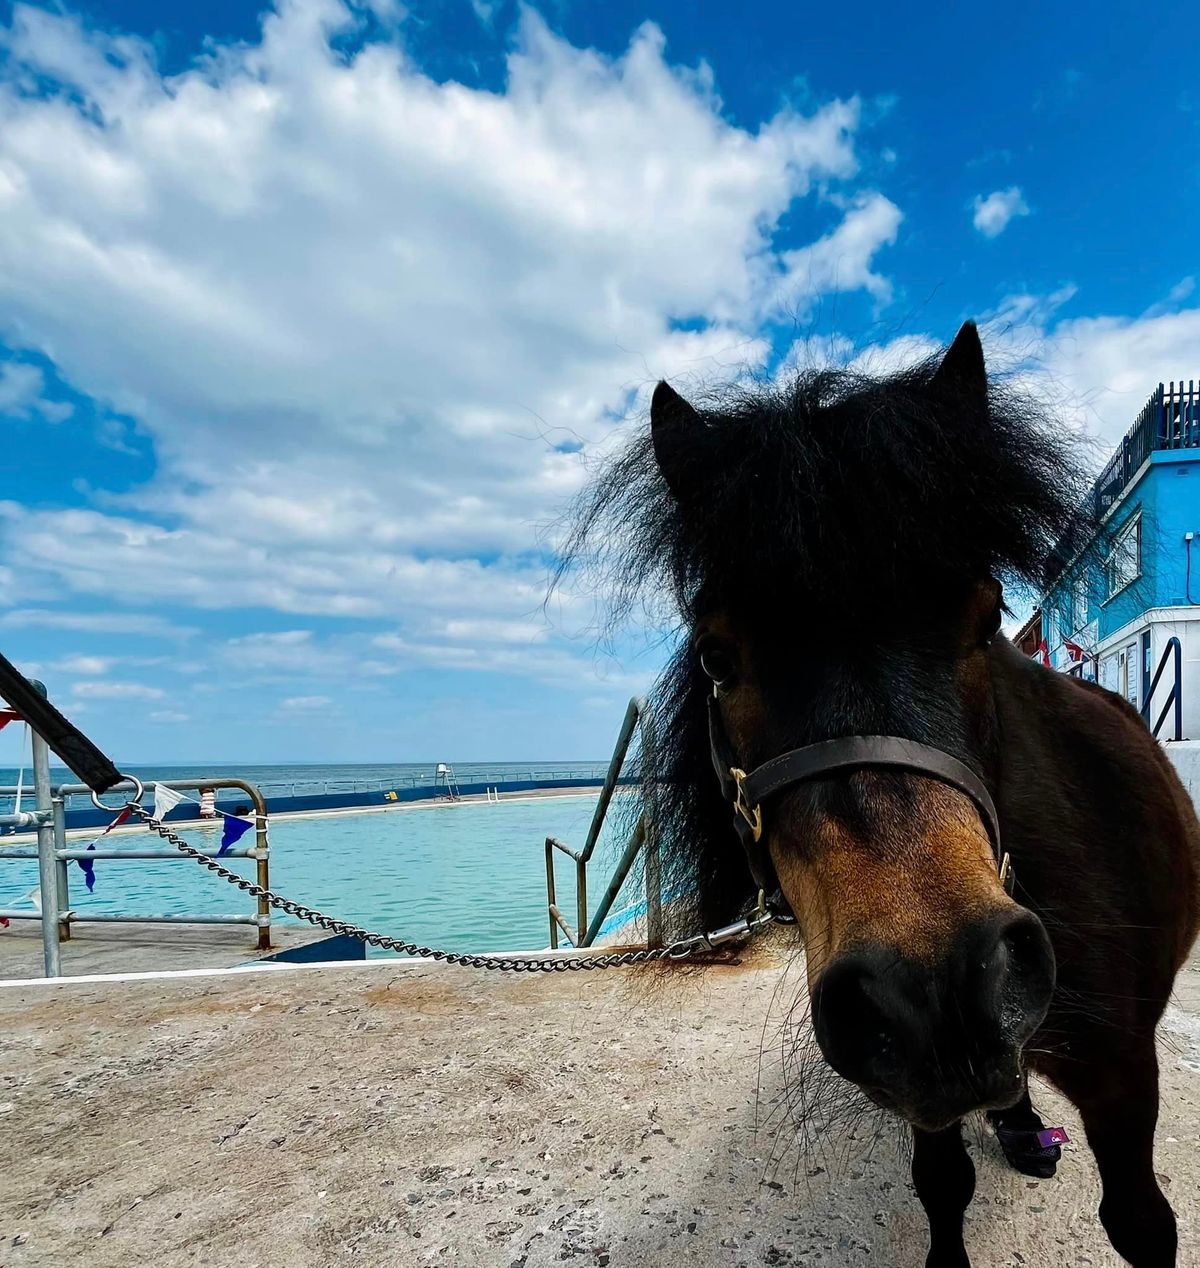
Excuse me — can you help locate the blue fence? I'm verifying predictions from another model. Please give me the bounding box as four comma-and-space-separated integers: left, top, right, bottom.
39, 775, 633, 833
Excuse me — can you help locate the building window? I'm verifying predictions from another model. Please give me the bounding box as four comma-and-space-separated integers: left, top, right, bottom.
1104, 514, 1141, 599
1072, 573, 1088, 632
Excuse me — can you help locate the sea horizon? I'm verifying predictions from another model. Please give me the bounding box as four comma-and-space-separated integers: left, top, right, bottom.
0, 759, 613, 804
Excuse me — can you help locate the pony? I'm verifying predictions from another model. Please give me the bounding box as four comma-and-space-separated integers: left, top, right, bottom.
563, 323, 1200, 1267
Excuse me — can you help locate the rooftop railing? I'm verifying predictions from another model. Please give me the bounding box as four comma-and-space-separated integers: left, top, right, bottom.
1093, 380, 1199, 519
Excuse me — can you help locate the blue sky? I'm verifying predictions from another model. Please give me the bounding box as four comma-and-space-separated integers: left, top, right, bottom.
0, 0, 1197, 765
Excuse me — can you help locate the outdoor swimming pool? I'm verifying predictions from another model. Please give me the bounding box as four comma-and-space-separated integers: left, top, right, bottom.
0, 794, 639, 955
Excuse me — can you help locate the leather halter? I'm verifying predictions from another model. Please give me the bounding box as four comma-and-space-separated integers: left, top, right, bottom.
707, 693, 1013, 907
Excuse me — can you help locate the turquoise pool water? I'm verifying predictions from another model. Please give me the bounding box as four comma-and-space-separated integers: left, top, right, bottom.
0, 794, 640, 955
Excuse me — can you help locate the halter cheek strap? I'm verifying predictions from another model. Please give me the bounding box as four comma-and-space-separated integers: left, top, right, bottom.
708, 695, 1014, 902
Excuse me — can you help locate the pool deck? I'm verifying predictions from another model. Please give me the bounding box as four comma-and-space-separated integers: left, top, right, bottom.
0, 920, 339, 979
2, 936, 1199, 1267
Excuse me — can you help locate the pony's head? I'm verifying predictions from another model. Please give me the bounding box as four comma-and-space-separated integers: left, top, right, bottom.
566, 323, 1090, 1131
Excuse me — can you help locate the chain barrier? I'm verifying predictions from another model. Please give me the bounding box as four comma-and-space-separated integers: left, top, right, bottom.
115, 798, 781, 972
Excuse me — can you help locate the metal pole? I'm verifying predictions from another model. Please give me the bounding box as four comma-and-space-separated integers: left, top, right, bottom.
29, 681, 61, 977
252, 791, 271, 951
52, 792, 70, 941
545, 837, 558, 950
576, 858, 587, 950
637, 699, 663, 949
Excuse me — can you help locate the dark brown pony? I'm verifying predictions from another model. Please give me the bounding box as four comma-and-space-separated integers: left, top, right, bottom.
564, 324, 1200, 1266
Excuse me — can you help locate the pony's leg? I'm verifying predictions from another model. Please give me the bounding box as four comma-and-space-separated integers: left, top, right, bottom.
1060, 1047, 1176, 1267
912, 1121, 974, 1268
986, 1080, 1060, 1178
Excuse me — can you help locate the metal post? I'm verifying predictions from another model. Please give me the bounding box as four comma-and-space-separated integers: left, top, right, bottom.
545, 837, 558, 950
253, 794, 271, 951
29, 681, 61, 977
575, 858, 587, 950
52, 792, 70, 941
637, 698, 663, 948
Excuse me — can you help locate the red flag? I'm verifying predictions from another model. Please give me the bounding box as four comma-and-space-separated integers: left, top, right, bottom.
1064, 639, 1085, 663
1038, 639, 1051, 667
0, 709, 20, 731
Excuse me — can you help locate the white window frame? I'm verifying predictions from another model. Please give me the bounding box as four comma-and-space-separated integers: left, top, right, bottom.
1104, 513, 1141, 602
1071, 572, 1088, 633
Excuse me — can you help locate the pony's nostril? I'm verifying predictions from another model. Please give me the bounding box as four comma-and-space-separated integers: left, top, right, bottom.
974, 909, 1056, 1040
811, 951, 899, 1085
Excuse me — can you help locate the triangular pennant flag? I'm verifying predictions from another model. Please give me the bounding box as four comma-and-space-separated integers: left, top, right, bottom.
79, 846, 96, 893
153, 783, 186, 821
218, 815, 253, 856
0, 709, 20, 731
76, 806, 132, 894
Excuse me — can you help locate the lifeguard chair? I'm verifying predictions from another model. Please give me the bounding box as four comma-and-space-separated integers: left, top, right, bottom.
434, 763, 460, 801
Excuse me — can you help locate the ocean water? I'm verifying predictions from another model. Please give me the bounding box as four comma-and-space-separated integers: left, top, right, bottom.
0, 790, 644, 955
0, 760, 611, 806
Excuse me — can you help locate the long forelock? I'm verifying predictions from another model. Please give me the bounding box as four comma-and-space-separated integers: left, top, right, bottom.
563, 359, 1093, 629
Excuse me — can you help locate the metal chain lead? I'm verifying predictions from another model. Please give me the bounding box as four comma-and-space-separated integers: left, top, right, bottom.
124, 802, 777, 971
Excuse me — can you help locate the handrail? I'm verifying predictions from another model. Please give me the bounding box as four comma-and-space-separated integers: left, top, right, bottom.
1, 754, 275, 975
544, 697, 660, 949
1141, 636, 1183, 741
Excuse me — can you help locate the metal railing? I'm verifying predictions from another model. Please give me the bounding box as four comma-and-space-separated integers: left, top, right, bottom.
0, 684, 273, 976
1142, 636, 1183, 742
1093, 380, 1199, 519
544, 697, 661, 950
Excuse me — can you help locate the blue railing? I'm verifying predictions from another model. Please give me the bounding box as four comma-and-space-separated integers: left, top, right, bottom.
1093, 380, 1199, 519
1141, 636, 1183, 742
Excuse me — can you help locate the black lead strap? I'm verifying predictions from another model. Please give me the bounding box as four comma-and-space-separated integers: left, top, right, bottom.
0, 648, 124, 793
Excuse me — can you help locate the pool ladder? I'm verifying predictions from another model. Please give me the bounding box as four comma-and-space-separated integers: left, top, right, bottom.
544, 697, 661, 949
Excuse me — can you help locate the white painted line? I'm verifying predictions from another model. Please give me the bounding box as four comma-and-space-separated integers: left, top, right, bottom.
0, 945, 591, 989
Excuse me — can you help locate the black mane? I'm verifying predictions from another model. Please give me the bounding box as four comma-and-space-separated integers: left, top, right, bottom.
561, 346, 1095, 936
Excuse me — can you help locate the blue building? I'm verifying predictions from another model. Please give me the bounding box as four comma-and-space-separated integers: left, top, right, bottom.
1029, 380, 1200, 740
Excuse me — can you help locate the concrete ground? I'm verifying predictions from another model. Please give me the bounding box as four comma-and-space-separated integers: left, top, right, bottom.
1, 935, 1198, 1268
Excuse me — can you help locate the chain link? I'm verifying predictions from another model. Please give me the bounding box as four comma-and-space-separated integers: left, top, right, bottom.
124, 803, 776, 971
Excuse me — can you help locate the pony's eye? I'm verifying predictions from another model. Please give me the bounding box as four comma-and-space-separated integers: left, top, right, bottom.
698, 643, 736, 686
984, 606, 1003, 644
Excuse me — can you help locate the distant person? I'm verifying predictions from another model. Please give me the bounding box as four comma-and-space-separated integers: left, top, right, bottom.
199, 786, 217, 818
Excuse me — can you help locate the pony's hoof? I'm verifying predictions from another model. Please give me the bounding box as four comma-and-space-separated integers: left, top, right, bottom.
987, 1113, 1064, 1179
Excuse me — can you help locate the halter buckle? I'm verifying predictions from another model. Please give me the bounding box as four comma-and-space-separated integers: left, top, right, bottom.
998, 851, 1014, 895
730, 768, 763, 842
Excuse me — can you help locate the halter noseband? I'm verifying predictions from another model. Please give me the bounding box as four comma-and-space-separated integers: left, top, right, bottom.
707, 694, 1013, 910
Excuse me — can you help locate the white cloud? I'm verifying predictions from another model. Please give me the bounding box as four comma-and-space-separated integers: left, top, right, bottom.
0, 359, 70, 422
281, 695, 333, 711
972, 187, 1030, 238
0, 1, 897, 680
0, 607, 197, 638
72, 680, 164, 700
148, 709, 189, 723
1032, 306, 1200, 443
777, 192, 902, 310
783, 283, 1200, 455
53, 654, 114, 675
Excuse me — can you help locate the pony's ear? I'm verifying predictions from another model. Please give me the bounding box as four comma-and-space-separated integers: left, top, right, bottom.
651, 381, 702, 498
931, 321, 987, 400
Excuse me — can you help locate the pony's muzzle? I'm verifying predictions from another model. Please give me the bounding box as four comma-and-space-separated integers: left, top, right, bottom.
810, 907, 1055, 1127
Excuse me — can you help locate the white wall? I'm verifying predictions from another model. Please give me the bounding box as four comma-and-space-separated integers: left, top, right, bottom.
1165, 740, 1200, 812
1096, 610, 1200, 741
